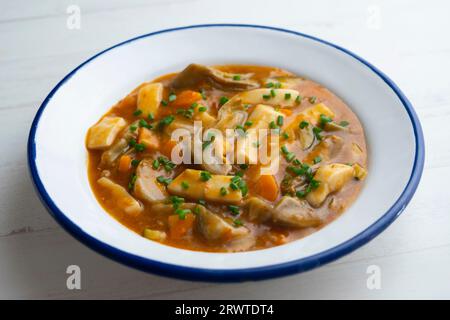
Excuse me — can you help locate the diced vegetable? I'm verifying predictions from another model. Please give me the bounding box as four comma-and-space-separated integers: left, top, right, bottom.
255, 175, 279, 202
118, 155, 132, 173
247, 104, 284, 130
97, 177, 143, 216
138, 127, 159, 150
204, 175, 243, 204
160, 138, 178, 158
306, 163, 354, 207
196, 206, 249, 241
87, 116, 127, 149
284, 103, 335, 142
225, 88, 301, 108
273, 196, 321, 227
133, 159, 168, 203
143, 229, 167, 241
167, 169, 243, 204
167, 169, 205, 199
168, 213, 196, 240
303, 135, 344, 164
352, 163, 368, 180
100, 121, 139, 166
137, 83, 163, 117
170, 90, 202, 108
171, 64, 258, 91
245, 197, 274, 223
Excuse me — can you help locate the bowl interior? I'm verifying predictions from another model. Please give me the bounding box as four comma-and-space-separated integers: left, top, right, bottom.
31, 26, 416, 271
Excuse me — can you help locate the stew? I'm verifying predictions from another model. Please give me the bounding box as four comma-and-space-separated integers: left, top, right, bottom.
86, 64, 368, 252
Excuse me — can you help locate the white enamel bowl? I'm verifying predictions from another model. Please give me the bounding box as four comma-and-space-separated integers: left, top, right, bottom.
28, 24, 424, 281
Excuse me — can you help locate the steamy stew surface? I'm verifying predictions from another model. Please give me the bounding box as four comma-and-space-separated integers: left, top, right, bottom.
86, 64, 368, 252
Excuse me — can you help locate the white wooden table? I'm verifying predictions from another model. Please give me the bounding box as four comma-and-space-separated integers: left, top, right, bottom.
1, 0, 449, 299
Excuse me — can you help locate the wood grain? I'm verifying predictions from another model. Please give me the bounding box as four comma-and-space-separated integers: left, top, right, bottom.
0, 0, 448, 299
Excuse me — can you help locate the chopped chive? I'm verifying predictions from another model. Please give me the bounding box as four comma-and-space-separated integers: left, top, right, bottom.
198, 199, 206, 205
262, 94, 271, 100
198, 106, 207, 112
277, 115, 284, 126
219, 96, 229, 106
313, 126, 323, 140
181, 181, 189, 189
229, 205, 240, 216
229, 182, 239, 190
193, 206, 201, 215
175, 208, 191, 220
200, 89, 207, 100
200, 171, 212, 181
308, 96, 317, 104
299, 121, 309, 129
233, 219, 244, 227
133, 109, 143, 116
266, 82, 274, 88
313, 156, 322, 164
281, 145, 289, 154
131, 159, 140, 167
282, 132, 289, 139
339, 120, 350, 127
152, 159, 160, 169
233, 75, 241, 80
319, 114, 333, 127
239, 164, 249, 170
130, 125, 138, 132
134, 143, 146, 152
270, 89, 276, 97
157, 176, 172, 186
161, 100, 168, 106
157, 115, 174, 129
286, 152, 296, 162
244, 121, 253, 127
295, 95, 302, 104
310, 179, 320, 190
220, 187, 228, 196
296, 190, 306, 198
293, 159, 301, 165
168, 93, 177, 102
284, 93, 291, 100
128, 173, 137, 190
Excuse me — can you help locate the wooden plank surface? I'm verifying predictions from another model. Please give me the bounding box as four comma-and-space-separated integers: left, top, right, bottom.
1, 0, 448, 299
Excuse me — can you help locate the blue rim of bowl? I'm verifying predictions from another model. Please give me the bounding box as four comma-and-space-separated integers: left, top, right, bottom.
27, 24, 425, 282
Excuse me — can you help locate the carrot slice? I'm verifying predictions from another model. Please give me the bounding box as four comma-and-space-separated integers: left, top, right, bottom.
168, 213, 196, 240
160, 138, 178, 158
118, 155, 132, 173
279, 108, 293, 116
170, 90, 202, 109
256, 174, 279, 202
138, 127, 159, 150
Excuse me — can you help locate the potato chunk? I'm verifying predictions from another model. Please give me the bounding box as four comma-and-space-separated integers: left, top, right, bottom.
306, 164, 354, 207
167, 169, 242, 204
226, 89, 301, 108
284, 103, 335, 142
137, 83, 163, 117
87, 116, 127, 149
205, 175, 243, 204
97, 177, 142, 216
247, 104, 284, 130
167, 169, 206, 199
